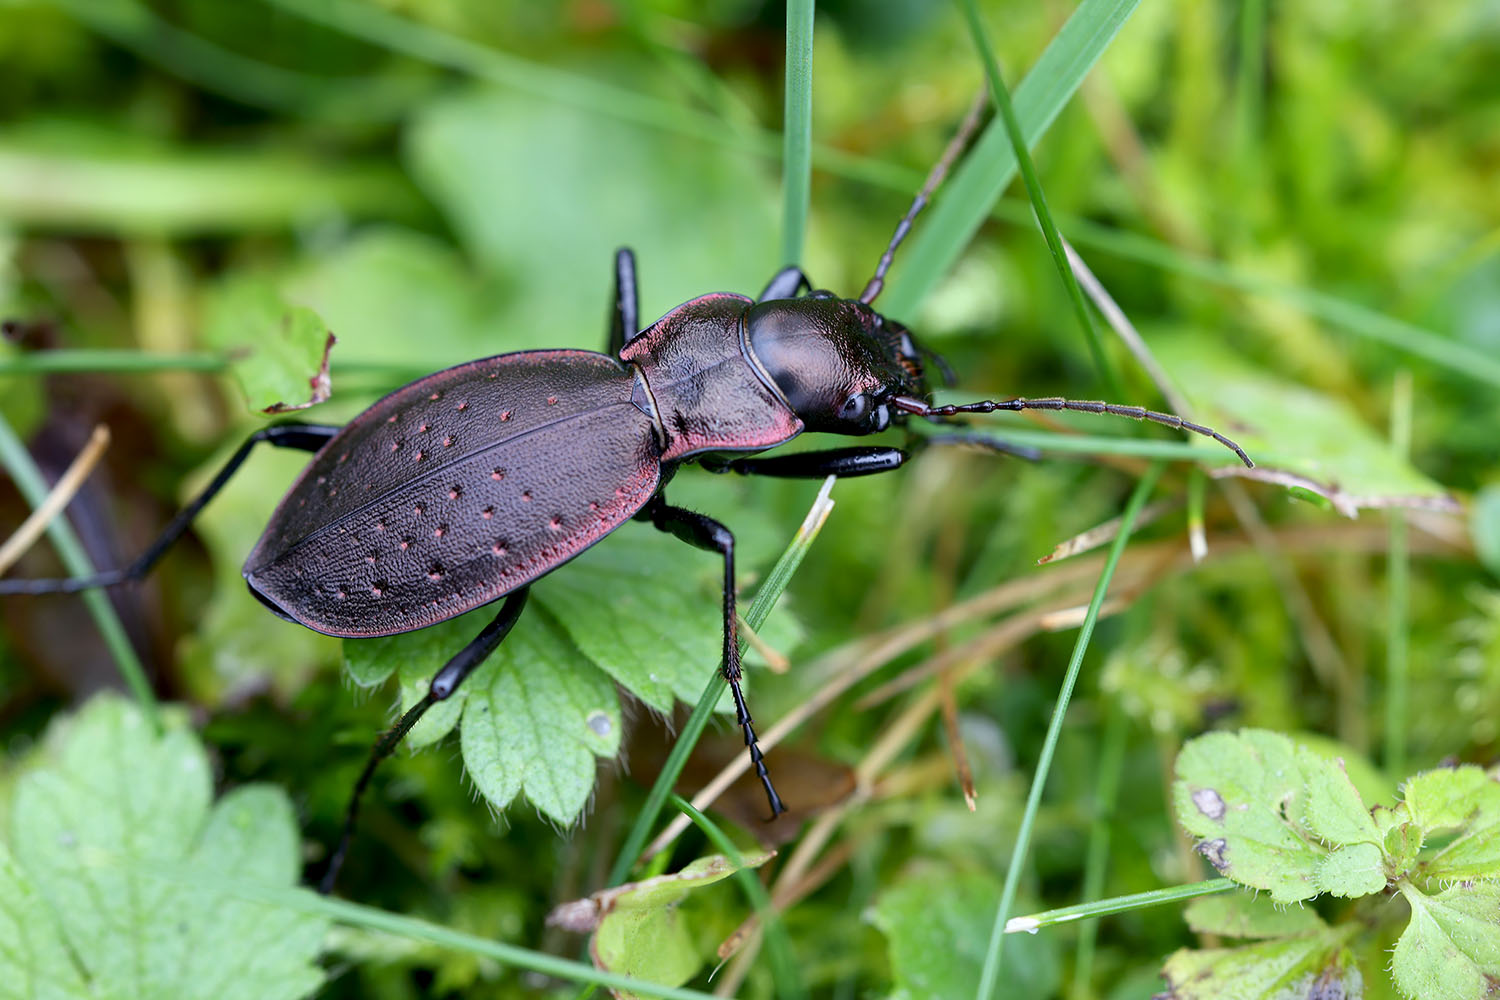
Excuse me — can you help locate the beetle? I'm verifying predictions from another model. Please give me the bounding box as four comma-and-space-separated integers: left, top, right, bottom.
0, 103, 1251, 893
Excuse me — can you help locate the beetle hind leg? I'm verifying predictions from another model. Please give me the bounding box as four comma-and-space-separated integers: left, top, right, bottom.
320, 586, 531, 894
643, 496, 785, 819
0, 422, 340, 596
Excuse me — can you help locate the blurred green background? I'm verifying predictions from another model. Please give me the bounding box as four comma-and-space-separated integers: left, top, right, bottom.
1, 0, 1498, 997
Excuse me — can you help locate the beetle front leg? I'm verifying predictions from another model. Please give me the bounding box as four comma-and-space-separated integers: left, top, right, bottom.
321, 585, 531, 894
701, 445, 907, 479
607, 247, 640, 354
758, 266, 812, 302
642, 496, 785, 819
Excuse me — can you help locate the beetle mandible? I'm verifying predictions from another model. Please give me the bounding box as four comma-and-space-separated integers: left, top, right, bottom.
0, 101, 1251, 892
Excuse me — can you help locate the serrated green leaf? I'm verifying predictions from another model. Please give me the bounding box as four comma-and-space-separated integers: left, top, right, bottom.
1404, 766, 1496, 831
870, 872, 1060, 1000
459, 612, 621, 823
1151, 336, 1457, 516
343, 610, 478, 747
1297, 746, 1382, 846
548, 852, 771, 999
1314, 842, 1387, 898
535, 529, 731, 714
1393, 881, 1500, 1000
202, 275, 335, 414
1405, 767, 1500, 882
1174, 730, 1324, 902
1183, 892, 1326, 939
7, 694, 326, 1000
1160, 929, 1361, 1000
1174, 730, 1389, 901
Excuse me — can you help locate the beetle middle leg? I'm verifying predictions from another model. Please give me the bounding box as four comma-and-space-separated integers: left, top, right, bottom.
321, 585, 531, 894
641, 495, 785, 819
701, 445, 908, 479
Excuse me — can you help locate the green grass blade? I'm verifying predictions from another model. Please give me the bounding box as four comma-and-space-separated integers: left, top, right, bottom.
606, 478, 837, 887
1006, 879, 1234, 935
881, 0, 1143, 318
975, 462, 1163, 1000
781, 0, 815, 267
1070, 704, 1128, 999
0, 414, 159, 724
670, 794, 805, 1000
956, 0, 1119, 396
0, 351, 226, 376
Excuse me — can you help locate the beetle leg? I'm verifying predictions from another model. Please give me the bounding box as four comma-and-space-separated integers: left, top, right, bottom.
608, 247, 640, 354
701, 445, 907, 479
757, 266, 812, 302
642, 496, 785, 820
321, 585, 531, 895
0, 422, 341, 596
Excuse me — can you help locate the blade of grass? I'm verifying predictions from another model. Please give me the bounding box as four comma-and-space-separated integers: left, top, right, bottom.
0, 414, 158, 724
781, 0, 815, 267
975, 462, 1163, 1000
0, 350, 226, 376
1006, 878, 1234, 934
957, 0, 1119, 396
1070, 704, 1127, 1000
881, 0, 1143, 319
669, 794, 804, 1000
606, 477, 838, 888
1385, 371, 1412, 777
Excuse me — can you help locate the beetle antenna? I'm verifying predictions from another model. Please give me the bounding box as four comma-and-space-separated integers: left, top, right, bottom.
889, 394, 1255, 468
860, 87, 990, 306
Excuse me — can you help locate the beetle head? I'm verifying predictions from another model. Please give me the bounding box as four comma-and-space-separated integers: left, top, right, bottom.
745, 295, 930, 435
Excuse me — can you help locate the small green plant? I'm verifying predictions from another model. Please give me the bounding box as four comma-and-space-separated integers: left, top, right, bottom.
1167, 729, 1500, 999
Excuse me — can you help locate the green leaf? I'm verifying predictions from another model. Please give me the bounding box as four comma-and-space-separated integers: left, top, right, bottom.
1173, 730, 1386, 901
1151, 335, 1459, 516
459, 611, 621, 824
7, 694, 327, 1000
285, 227, 518, 371
407, 90, 777, 349
1404, 766, 1496, 832
1183, 892, 1327, 939
1313, 842, 1387, 898
1473, 485, 1500, 577
1406, 767, 1500, 882
870, 872, 1060, 1000
202, 275, 335, 414
1393, 881, 1500, 1000
1159, 929, 1360, 1000
547, 852, 772, 999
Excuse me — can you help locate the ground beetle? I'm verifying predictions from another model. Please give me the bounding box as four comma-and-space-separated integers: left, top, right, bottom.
0, 102, 1251, 892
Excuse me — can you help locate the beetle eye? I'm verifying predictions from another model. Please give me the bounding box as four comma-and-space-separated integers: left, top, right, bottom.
840, 394, 868, 421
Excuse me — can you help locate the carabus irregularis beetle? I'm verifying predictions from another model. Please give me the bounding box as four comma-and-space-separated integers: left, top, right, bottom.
0, 100, 1251, 892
